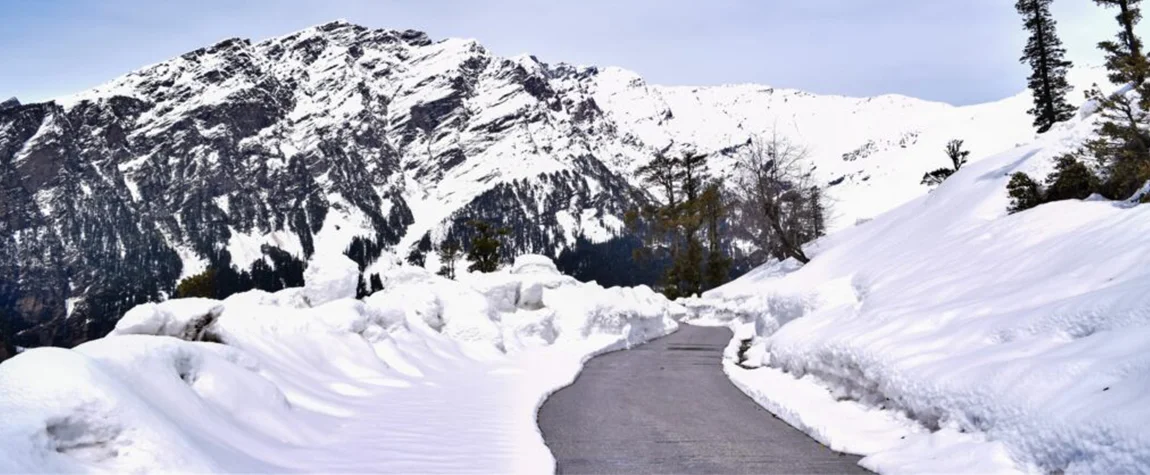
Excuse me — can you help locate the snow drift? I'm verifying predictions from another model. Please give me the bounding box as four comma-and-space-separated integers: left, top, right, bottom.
687, 90, 1150, 473
0, 255, 682, 473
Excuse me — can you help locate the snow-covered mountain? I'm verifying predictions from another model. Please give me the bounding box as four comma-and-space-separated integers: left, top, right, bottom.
0, 20, 1081, 350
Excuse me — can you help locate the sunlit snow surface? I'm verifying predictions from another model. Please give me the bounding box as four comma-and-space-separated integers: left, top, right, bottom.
0, 255, 682, 473
686, 89, 1150, 473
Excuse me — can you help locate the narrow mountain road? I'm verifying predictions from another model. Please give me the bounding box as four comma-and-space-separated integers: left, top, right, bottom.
538, 325, 868, 474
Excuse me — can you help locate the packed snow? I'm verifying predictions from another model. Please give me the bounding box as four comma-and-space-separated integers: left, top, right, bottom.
686, 85, 1150, 473
0, 255, 682, 473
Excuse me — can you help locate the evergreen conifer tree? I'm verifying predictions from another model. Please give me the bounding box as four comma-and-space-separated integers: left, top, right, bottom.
369, 273, 384, 293
466, 220, 509, 273
1016, 0, 1076, 133
700, 184, 731, 291
1006, 172, 1045, 214
1044, 155, 1101, 201
635, 153, 683, 207
437, 241, 461, 280
1084, 0, 1150, 199
1095, 0, 1146, 84
406, 248, 426, 267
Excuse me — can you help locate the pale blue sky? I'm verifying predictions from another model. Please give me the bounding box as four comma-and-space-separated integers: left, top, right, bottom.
0, 0, 1134, 105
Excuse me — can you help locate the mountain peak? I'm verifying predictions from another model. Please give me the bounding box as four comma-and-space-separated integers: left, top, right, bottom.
0, 97, 18, 110
4, 19, 1046, 354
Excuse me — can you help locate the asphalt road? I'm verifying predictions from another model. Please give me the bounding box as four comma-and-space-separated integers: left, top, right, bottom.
538, 324, 869, 474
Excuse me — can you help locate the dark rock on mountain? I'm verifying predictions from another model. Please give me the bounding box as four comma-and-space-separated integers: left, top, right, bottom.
0, 22, 656, 356
0, 20, 966, 359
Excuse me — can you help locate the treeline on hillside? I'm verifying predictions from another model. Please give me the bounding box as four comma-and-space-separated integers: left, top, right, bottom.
1007, 0, 1150, 211
426, 219, 672, 287
173, 246, 306, 299
625, 132, 828, 299
432, 220, 511, 280
555, 235, 669, 288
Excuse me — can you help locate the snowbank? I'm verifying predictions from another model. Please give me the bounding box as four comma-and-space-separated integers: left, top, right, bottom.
0, 255, 681, 473
688, 97, 1150, 473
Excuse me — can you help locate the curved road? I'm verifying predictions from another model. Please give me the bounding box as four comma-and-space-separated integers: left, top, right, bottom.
538, 325, 868, 474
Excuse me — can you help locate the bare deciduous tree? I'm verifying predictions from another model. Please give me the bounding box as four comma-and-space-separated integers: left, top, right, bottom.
730, 132, 827, 264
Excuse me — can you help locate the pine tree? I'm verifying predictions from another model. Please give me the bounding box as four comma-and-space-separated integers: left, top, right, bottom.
437, 241, 461, 280
679, 152, 708, 203
1003, 155, 1100, 214
1016, 0, 1076, 133
369, 273, 384, 293
1006, 172, 1045, 214
466, 220, 509, 273
635, 153, 683, 207
406, 248, 426, 267
700, 184, 731, 291
355, 274, 370, 299
1095, 0, 1147, 84
670, 152, 710, 297
1086, 0, 1150, 199
808, 187, 826, 238
669, 235, 705, 298
631, 152, 682, 297
630, 150, 736, 298
1044, 154, 1100, 201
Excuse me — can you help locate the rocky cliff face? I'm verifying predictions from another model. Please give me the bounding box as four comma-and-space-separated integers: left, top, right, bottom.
0, 21, 1043, 352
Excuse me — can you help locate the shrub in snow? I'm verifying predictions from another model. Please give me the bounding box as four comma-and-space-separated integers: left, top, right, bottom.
175, 269, 217, 298
1005, 154, 1101, 214
1044, 154, 1099, 202
1006, 172, 1044, 214
920, 139, 970, 187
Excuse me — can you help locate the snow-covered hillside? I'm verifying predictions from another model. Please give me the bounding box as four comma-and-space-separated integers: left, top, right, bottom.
0, 20, 1102, 350
0, 255, 682, 472
686, 84, 1150, 473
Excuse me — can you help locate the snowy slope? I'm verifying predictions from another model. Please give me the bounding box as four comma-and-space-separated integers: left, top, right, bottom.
0, 255, 682, 473
686, 84, 1150, 473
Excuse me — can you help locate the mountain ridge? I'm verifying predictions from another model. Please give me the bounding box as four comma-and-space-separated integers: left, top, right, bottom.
0, 20, 1085, 352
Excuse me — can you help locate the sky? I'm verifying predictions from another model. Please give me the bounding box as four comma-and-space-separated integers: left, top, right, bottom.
0, 0, 1138, 105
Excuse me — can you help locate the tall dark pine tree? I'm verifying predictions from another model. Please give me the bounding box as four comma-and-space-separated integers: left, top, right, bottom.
437, 241, 461, 280
679, 152, 708, 203
466, 220, 509, 273
700, 183, 731, 291
635, 153, 683, 207
1086, 0, 1150, 198
1095, 0, 1146, 84
674, 152, 709, 296
1016, 0, 1076, 133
